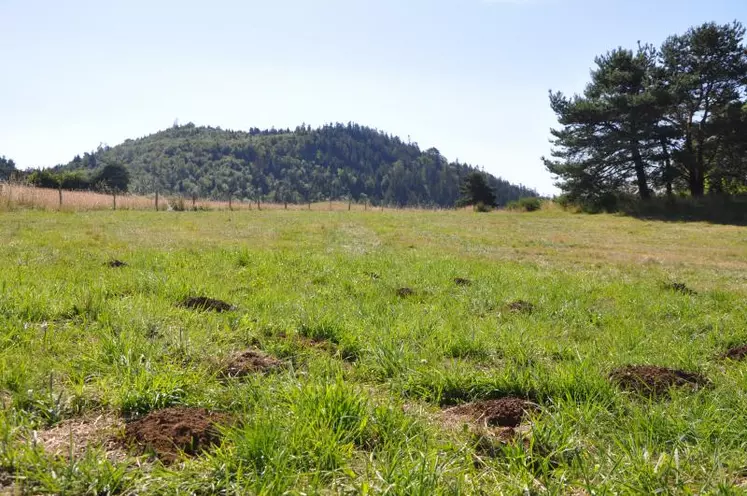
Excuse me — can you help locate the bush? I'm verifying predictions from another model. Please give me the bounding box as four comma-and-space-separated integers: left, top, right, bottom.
507, 197, 542, 212
474, 201, 493, 212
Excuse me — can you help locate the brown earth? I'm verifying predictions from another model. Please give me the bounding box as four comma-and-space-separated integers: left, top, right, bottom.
124, 407, 230, 463
442, 397, 536, 428
454, 278, 472, 286
507, 300, 535, 314
179, 296, 234, 312
396, 287, 415, 298
609, 365, 708, 396
722, 345, 747, 361
106, 260, 128, 268
222, 349, 284, 377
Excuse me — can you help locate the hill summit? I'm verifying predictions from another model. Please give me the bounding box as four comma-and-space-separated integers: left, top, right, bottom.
62, 122, 536, 207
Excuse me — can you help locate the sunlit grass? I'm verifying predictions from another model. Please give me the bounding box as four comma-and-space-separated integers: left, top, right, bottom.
1, 208, 747, 493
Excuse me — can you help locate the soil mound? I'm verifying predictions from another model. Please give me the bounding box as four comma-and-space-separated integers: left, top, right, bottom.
454, 278, 472, 286
222, 349, 284, 377
666, 282, 697, 295
609, 365, 707, 395
179, 296, 234, 312
443, 397, 536, 428
106, 260, 128, 268
722, 345, 747, 361
396, 287, 415, 298
124, 407, 230, 462
507, 300, 535, 314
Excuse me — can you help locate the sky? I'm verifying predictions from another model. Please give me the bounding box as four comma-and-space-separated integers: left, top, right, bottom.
1, 0, 745, 195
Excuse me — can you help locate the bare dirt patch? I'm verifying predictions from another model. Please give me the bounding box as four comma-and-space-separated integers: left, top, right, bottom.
106, 260, 128, 268
665, 282, 697, 295
454, 277, 472, 286
442, 397, 537, 460
179, 296, 234, 312
609, 365, 708, 396
506, 300, 535, 314
396, 287, 415, 298
124, 407, 230, 463
222, 349, 284, 377
35, 414, 126, 461
443, 397, 537, 428
722, 345, 747, 361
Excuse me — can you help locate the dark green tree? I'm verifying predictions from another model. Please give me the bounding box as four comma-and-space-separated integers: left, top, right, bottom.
707, 101, 747, 193
94, 162, 130, 193
0, 156, 17, 181
544, 45, 668, 201
457, 171, 496, 207
545, 21, 747, 204
659, 21, 747, 196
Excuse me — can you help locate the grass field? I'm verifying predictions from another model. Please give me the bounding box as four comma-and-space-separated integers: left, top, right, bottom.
2, 208, 747, 494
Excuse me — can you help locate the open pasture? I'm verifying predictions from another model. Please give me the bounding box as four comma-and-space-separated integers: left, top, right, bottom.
1, 208, 747, 494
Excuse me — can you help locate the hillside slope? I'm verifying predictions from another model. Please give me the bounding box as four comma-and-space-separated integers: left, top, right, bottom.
61, 123, 537, 206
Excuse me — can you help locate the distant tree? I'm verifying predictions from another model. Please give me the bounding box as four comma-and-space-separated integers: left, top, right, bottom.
457, 171, 496, 207
0, 156, 17, 181
94, 162, 130, 193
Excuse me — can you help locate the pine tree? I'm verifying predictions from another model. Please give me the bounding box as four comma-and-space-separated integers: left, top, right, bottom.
457, 171, 496, 208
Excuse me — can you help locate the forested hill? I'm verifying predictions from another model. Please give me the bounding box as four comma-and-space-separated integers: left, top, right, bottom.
60, 123, 537, 207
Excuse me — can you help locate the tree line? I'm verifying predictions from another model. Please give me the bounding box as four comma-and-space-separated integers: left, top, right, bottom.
545, 21, 747, 209
51, 122, 536, 207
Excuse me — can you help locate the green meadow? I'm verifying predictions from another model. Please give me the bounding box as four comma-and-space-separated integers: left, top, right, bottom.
2, 208, 747, 494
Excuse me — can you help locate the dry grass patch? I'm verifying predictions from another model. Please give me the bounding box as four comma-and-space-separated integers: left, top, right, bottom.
34, 413, 126, 462
609, 365, 708, 396
221, 349, 285, 378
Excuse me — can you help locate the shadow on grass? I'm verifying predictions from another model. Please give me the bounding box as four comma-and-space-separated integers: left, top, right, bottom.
610, 195, 747, 226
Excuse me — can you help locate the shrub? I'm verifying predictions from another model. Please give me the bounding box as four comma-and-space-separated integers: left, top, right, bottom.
474, 201, 493, 212
507, 197, 542, 212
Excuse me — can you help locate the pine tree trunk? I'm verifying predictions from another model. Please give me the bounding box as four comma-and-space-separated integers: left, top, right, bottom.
660, 138, 674, 198
630, 146, 651, 200
155, 191, 159, 211
684, 137, 705, 197
58, 186, 62, 209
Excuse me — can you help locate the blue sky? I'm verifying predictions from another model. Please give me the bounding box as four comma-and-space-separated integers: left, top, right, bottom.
1, 0, 745, 194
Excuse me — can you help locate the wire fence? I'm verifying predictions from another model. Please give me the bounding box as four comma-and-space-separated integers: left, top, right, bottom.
0, 182, 461, 213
